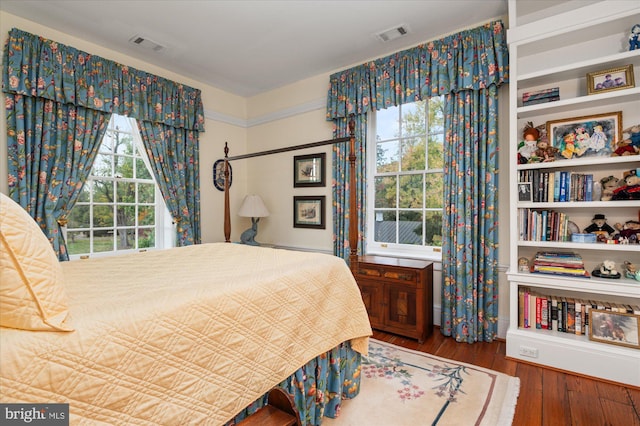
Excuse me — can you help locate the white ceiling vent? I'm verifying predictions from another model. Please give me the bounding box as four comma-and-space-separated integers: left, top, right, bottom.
128, 35, 165, 53
375, 25, 410, 43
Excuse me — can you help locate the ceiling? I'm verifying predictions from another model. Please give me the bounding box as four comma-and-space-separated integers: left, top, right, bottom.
0, 1, 507, 97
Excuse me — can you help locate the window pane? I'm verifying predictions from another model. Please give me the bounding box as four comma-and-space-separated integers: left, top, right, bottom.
100, 132, 114, 153
92, 153, 112, 176
429, 97, 445, 133
138, 206, 155, 226
138, 228, 155, 248
136, 158, 152, 180
117, 205, 136, 226
93, 205, 113, 227
401, 101, 426, 137
138, 183, 155, 203
425, 173, 443, 208
68, 205, 90, 228
112, 114, 133, 133
428, 133, 444, 169
93, 181, 113, 203
116, 228, 135, 250
374, 210, 396, 243
114, 155, 133, 178
399, 175, 423, 208
66, 231, 88, 255
93, 231, 113, 252
399, 210, 422, 245
114, 135, 133, 155
374, 176, 396, 208
425, 210, 443, 246
117, 182, 136, 203
401, 137, 426, 171
376, 106, 399, 141
77, 183, 91, 202
376, 140, 399, 173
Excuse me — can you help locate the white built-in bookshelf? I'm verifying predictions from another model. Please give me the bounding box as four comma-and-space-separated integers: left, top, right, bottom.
506, 0, 640, 386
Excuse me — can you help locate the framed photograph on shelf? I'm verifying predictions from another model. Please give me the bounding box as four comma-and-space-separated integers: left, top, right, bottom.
589, 309, 640, 349
546, 111, 622, 159
587, 65, 635, 95
293, 196, 325, 229
517, 182, 532, 202
293, 153, 326, 187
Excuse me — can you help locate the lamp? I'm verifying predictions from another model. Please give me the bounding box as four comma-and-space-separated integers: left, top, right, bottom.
238, 194, 270, 246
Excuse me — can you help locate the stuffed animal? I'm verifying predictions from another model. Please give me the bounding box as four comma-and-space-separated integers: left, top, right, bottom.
612, 124, 640, 156
593, 260, 621, 279
614, 220, 640, 244
531, 139, 558, 163
623, 261, 640, 281
612, 170, 640, 200
599, 175, 620, 201
584, 213, 617, 238
630, 24, 640, 51
517, 122, 540, 164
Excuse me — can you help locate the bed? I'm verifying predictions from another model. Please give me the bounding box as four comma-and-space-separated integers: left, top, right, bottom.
0, 125, 371, 425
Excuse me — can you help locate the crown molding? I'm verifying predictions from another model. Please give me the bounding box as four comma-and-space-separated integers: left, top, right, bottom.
204, 97, 326, 128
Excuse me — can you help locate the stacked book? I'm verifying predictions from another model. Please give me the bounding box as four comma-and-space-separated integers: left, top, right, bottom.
531, 251, 590, 278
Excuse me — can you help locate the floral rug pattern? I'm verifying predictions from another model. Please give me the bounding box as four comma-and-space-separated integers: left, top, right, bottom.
323, 339, 520, 426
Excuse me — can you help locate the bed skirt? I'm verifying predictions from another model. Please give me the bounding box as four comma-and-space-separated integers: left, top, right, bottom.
229, 341, 361, 425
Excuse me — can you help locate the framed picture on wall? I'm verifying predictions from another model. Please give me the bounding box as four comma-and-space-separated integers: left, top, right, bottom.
293, 196, 325, 229
294, 153, 326, 187
546, 111, 622, 158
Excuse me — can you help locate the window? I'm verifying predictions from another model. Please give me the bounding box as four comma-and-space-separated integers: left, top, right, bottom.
367, 98, 444, 259
66, 114, 172, 258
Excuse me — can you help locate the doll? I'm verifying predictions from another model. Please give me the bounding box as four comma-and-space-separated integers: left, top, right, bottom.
630, 24, 640, 51
517, 123, 540, 164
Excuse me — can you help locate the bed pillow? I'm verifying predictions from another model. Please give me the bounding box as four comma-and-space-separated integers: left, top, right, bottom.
0, 193, 73, 331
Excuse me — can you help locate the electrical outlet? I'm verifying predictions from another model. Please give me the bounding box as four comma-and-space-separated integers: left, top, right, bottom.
519, 345, 539, 358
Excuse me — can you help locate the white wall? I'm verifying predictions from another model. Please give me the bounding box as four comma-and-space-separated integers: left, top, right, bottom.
0, 10, 511, 337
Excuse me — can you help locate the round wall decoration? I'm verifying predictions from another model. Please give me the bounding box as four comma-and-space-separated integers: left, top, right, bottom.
213, 159, 232, 191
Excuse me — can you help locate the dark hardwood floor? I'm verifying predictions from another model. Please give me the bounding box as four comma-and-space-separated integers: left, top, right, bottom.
371, 328, 640, 426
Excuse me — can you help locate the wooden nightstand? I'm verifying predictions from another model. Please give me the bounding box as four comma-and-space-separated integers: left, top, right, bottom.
353, 256, 433, 343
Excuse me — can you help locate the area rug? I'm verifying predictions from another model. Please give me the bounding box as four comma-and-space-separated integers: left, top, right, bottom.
324, 339, 519, 426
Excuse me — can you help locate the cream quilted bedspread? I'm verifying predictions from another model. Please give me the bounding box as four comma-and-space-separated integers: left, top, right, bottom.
0, 243, 372, 425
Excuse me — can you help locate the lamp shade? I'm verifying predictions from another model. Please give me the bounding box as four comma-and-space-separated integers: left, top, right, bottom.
238, 195, 269, 218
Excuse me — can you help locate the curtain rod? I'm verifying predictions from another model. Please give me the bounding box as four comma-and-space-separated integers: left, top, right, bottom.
225, 136, 350, 161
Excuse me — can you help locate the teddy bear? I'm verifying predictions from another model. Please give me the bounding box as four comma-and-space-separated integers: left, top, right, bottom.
614, 220, 640, 244
612, 124, 640, 156
531, 139, 558, 163
599, 175, 620, 201
611, 170, 640, 200
584, 213, 617, 239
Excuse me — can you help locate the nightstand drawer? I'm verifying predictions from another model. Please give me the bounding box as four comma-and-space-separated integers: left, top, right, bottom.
355, 265, 417, 283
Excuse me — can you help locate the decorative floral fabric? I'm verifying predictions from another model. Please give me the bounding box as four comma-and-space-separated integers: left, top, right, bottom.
3, 28, 204, 253
229, 341, 361, 425
441, 88, 500, 342
137, 121, 201, 245
3, 28, 205, 132
332, 116, 367, 263
326, 21, 508, 342
5, 95, 109, 260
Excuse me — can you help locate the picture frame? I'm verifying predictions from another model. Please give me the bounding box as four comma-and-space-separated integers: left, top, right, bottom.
517, 182, 532, 202
587, 65, 635, 95
293, 196, 325, 229
546, 111, 622, 159
293, 153, 326, 187
589, 309, 640, 349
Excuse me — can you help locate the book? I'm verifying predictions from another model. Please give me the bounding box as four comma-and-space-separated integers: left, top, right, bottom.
566, 298, 575, 333
551, 297, 559, 331
575, 300, 582, 335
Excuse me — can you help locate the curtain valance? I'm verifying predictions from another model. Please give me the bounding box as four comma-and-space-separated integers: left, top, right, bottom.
2, 28, 205, 132
326, 20, 508, 119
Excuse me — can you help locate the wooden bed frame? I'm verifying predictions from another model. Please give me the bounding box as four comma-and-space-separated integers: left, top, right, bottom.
222, 119, 358, 267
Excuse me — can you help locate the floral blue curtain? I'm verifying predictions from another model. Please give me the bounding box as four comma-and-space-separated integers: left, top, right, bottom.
4, 95, 109, 260
326, 21, 508, 342
3, 28, 205, 253
331, 116, 367, 262
441, 88, 500, 342
137, 122, 201, 245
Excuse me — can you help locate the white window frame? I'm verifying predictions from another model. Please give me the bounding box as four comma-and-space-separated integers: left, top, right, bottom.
365, 100, 444, 261
66, 114, 174, 259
